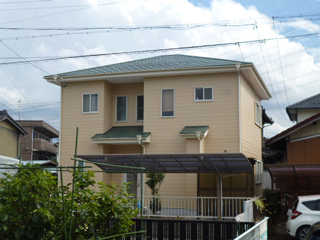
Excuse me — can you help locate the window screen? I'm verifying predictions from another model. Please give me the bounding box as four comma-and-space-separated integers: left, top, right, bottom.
195, 87, 213, 101
83, 94, 98, 113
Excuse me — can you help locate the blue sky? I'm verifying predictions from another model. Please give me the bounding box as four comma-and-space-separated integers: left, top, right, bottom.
1, 0, 320, 138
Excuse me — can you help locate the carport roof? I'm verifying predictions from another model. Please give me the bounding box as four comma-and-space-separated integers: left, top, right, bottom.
78, 153, 253, 174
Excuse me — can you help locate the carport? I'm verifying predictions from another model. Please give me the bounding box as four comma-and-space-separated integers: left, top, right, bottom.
78, 153, 253, 219
265, 164, 320, 207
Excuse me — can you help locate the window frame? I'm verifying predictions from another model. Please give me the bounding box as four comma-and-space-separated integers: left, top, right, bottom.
161, 89, 175, 118
194, 87, 214, 102
82, 93, 99, 114
136, 95, 144, 121
115, 95, 128, 122
255, 101, 262, 128
256, 161, 263, 184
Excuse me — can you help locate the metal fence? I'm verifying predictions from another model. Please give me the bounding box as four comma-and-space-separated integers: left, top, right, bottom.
127, 218, 255, 240
233, 217, 269, 240
143, 196, 252, 219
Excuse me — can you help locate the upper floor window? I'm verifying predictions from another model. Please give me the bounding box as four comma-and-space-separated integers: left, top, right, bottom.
195, 87, 213, 101
116, 96, 127, 122
255, 101, 262, 127
162, 89, 174, 117
137, 95, 144, 121
83, 93, 98, 113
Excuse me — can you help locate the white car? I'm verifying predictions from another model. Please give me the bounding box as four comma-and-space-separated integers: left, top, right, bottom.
287, 195, 320, 240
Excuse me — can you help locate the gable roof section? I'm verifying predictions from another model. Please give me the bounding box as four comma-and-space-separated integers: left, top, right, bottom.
45, 55, 252, 78
45, 54, 271, 100
286, 93, 320, 121
0, 110, 27, 135
267, 112, 320, 146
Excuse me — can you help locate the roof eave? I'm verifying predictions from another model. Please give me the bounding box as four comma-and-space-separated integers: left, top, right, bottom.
44, 64, 253, 85
92, 135, 151, 144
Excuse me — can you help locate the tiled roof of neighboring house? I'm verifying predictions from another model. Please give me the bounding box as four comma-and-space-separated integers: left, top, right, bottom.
266, 112, 320, 146
45, 54, 252, 78
179, 126, 209, 135
286, 93, 320, 121
92, 126, 151, 139
0, 110, 27, 135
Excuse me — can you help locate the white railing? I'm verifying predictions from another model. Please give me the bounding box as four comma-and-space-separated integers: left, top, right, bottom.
234, 217, 269, 240
142, 196, 252, 219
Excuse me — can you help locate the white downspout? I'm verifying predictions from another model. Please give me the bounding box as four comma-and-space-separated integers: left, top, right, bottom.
236, 63, 242, 152
195, 131, 202, 153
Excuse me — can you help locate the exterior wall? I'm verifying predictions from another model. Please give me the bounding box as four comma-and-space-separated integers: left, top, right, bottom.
287, 136, 320, 164
240, 74, 263, 196
112, 83, 144, 126
240, 74, 262, 160
290, 119, 320, 141
297, 109, 320, 123
143, 73, 240, 197
0, 121, 20, 158
20, 126, 33, 160
60, 81, 111, 186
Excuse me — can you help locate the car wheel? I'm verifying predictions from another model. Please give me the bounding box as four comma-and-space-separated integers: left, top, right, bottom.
297, 226, 311, 240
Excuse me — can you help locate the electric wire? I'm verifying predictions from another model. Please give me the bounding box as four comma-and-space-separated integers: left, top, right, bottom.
2, 31, 320, 66
254, 22, 289, 122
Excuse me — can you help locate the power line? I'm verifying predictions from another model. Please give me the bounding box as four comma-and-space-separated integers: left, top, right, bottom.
1, 31, 320, 66
0, 0, 145, 25
0, 41, 50, 74
0, 0, 47, 4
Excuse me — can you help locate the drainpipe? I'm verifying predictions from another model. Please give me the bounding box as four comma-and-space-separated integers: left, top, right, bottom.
195, 131, 202, 153
236, 63, 242, 152
31, 127, 34, 164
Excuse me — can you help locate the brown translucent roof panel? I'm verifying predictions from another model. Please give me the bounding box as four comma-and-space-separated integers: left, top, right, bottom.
266, 165, 320, 193
78, 153, 253, 174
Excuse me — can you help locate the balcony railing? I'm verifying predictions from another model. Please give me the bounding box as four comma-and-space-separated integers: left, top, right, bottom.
33, 139, 57, 154
142, 196, 252, 219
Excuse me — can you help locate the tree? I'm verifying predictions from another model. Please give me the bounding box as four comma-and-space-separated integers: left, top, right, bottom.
145, 173, 165, 214
0, 164, 138, 240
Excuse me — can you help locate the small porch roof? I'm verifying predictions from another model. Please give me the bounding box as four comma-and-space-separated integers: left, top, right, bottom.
78, 153, 253, 174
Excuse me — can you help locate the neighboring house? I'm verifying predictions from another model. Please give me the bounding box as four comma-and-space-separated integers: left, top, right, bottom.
266, 94, 320, 205
267, 94, 320, 165
16, 120, 59, 161
0, 110, 27, 158
286, 92, 320, 123
44, 54, 271, 203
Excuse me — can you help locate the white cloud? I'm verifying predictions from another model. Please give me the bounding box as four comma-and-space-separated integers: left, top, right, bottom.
1, 0, 320, 136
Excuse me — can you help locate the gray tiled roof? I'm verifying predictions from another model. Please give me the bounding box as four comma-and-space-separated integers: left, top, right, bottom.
287, 93, 320, 109
46, 54, 252, 78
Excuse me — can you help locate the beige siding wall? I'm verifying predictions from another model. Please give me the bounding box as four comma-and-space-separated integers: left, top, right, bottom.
143, 73, 239, 196
240, 75, 262, 160
0, 121, 20, 158
290, 119, 320, 140
112, 83, 144, 126
240, 74, 263, 196
60, 81, 110, 186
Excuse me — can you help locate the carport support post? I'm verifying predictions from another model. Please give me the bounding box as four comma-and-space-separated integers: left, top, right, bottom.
217, 174, 222, 220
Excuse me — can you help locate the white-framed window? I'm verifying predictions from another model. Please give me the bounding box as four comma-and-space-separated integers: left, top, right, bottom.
82, 93, 98, 113
255, 101, 262, 127
116, 96, 127, 122
137, 95, 144, 121
256, 161, 263, 184
161, 89, 174, 117
195, 87, 213, 101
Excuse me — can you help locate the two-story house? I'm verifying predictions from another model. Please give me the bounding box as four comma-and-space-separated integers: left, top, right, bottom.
44, 55, 271, 218
16, 120, 59, 161
0, 110, 27, 158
